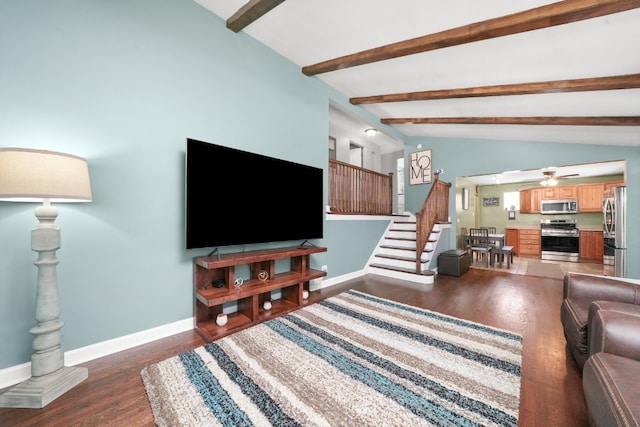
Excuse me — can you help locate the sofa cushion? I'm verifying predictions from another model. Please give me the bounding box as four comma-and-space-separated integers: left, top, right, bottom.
563, 273, 640, 304
583, 352, 640, 427
589, 301, 640, 360
561, 297, 590, 368
561, 273, 640, 370
587, 301, 640, 361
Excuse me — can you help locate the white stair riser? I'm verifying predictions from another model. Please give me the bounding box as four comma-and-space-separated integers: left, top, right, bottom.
423, 241, 436, 250
389, 223, 441, 241
368, 266, 434, 284
377, 247, 414, 257
382, 239, 415, 249
373, 257, 422, 270
381, 241, 434, 252
387, 230, 417, 239
384, 242, 434, 252
377, 248, 430, 261
391, 223, 416, 231
367, 219, 449, 285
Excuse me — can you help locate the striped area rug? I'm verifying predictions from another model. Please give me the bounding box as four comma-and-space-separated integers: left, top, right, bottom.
141, 291, 522, 426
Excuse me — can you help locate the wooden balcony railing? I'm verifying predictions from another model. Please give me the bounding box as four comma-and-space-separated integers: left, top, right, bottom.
329, 159, 393, 215
415, 173, 451, 273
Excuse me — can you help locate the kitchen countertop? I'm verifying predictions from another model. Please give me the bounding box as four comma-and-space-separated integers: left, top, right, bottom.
506, 225, 603, 231
505, 225, 541, 230
576, 225, 603, 231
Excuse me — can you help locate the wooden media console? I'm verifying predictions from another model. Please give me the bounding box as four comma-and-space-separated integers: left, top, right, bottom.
193, 245, 327, 341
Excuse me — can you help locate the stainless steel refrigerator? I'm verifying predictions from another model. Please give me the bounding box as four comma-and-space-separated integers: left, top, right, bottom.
603, 186, 626, 277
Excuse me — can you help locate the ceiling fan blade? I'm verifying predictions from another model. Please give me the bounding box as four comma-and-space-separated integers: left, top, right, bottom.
558, 173, 579, 178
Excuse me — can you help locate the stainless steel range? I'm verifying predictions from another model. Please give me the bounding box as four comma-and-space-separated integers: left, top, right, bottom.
540, 219, 580, 262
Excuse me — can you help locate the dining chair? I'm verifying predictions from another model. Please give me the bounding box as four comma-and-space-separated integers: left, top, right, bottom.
461, 227, 469, 252
468, 228, 494, 267
481, 226, 501, 253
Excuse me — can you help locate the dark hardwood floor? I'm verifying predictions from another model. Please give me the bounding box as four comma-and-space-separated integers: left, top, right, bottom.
1, 269, 588, 426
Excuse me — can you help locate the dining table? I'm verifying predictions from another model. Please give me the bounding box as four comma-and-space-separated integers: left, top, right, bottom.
464, 233, 507, 267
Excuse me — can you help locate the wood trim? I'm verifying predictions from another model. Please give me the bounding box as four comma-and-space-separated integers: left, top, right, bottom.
351, 74, 640, 104
226, 0, 286, 32
328, 159, 393, 215
302, 0, 640, 76
415, 173, 450, 273
380, 116, 640, 126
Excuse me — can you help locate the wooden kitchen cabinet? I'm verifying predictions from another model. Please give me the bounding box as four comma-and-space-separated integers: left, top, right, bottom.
520, 188, 541, 213
518, 229, 541, 256
541, 185, 577, 200
506, 229, 519, 255
580, 230, 603, 262
577, 183, 604, 212
530, 188, 541, 213
604, 181, 625, 198
519, 190, 530, 213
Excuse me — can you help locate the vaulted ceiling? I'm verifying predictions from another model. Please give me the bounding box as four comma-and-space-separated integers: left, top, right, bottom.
195, 0, 640, 148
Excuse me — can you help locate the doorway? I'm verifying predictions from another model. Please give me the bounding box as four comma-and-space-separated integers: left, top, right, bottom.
349, 143, 363, 167
397, 157, 405, 214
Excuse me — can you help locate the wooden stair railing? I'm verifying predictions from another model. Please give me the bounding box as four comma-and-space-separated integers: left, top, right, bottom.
415, 172, 451, 273
329, 159, 393, 215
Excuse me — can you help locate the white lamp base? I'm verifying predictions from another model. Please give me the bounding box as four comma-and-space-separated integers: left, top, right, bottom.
0, 366, 88, 409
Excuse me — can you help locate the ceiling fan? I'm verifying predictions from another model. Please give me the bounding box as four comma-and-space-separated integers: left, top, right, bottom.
540, 170, 579, 186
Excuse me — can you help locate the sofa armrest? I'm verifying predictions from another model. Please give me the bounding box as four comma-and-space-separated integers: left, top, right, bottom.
588, 301, 640, 361
563, 272, 640, 304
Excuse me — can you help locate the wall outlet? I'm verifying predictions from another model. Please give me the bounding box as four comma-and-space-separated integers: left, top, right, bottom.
321, 265, 328, 272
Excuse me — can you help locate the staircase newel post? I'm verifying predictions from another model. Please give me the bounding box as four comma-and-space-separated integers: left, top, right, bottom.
415, 211, 423, 273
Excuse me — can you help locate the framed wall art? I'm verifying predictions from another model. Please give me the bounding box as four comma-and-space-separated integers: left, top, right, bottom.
409, 149, 432, 185
483, 197, 500, 207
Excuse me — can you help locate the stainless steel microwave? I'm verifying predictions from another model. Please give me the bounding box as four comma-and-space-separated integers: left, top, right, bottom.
540, 199, 578, 214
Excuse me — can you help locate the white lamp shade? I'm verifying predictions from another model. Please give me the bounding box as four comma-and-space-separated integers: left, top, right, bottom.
0, 148, 92, 202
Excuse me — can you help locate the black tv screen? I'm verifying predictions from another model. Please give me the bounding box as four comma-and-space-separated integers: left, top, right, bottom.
185, 138, 324, 249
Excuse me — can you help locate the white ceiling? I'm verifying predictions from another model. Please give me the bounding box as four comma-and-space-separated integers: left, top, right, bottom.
195, 0, 640, 148
460, 159, 626, 186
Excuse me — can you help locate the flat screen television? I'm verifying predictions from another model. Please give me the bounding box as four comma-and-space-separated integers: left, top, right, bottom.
185, 138, 324, 249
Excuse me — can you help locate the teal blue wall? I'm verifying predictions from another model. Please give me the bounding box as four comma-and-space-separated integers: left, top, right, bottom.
1, 1, 638, 371
0, 0, 395, 369
404, 139, 639, 277
324, 220, 390, 276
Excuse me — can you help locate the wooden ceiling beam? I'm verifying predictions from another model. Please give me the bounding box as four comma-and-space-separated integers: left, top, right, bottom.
380, 117, 640, 126
303, 0, 640, 76
351, 74, 640, 104
227, 0, 286, 33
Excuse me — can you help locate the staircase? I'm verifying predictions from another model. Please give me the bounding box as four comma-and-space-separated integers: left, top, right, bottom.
367, 215, 450, 284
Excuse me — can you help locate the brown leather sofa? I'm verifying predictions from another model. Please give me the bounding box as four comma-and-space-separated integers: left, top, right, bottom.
561, 273, 640, 369
560, 272, 640, 426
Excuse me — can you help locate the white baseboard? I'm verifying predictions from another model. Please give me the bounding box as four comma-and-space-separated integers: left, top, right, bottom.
0, 362, 31, 391
310, 269, 366, 291
0, 317, 193, 389
0, 274, 358, 390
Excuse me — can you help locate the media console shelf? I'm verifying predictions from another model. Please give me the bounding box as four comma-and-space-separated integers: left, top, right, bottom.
193, 245, 327, 342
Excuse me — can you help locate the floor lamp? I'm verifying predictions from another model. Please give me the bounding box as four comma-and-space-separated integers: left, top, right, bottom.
0, 148, 92, 408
